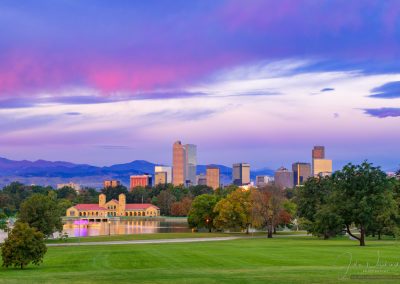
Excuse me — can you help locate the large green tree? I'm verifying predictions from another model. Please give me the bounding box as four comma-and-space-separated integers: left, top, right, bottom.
1, 222, 47, 269
18, 194, 63, 237
296, 176, 343, 239
214, 189, 252, 233
188, 194, 218, 232
332, 162, 397, 246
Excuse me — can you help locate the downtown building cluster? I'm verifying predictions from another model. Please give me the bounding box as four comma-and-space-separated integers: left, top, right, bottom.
103, 143, 333, 191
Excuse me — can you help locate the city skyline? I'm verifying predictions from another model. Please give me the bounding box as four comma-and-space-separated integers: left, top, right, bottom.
0, 1, 399, 170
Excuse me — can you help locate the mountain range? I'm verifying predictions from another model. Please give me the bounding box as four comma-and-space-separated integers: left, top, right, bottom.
0, 157, 274, 188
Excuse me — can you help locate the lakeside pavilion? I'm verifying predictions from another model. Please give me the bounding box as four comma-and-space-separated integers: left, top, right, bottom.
66, 193, 160, 220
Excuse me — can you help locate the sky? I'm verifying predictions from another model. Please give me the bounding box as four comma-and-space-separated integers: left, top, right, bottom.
0, 0, 399, 171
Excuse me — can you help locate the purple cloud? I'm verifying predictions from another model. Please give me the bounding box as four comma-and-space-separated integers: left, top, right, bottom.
363, 108, 400, 118
321, 88, 335, 92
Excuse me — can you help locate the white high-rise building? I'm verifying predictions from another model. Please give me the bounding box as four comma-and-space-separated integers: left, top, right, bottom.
154, 166, 172, 184
184, 144, 197, 186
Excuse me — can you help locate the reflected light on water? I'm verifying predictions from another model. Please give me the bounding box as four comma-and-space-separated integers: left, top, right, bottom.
63, 220, 189, 237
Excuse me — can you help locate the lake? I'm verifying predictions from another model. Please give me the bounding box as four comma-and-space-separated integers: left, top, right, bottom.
0, 218, 190, 241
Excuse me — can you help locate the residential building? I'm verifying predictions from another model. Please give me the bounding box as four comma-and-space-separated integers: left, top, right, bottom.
130, 175, 152, 189
154, 172, 167, 185
65, 193, 160, 218
154, 166, 172, 184
274, 167, 294, 189
292, 162, 311, 186
172, 141, 186, 186
206, 165, 220, 190
232, 163, 250, 186
103, 180, 121, 188
184, 144, 197, 186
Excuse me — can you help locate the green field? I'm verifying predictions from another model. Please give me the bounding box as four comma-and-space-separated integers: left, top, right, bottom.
1, 236, 400, 283
45, 232, 231, 244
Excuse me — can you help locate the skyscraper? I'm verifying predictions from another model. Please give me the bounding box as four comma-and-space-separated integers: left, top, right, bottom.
184, 144, 197, 186
173, 141, 186, 186
312, 146, 325, 159
274, 167, 294, 189
312, 146, 332, 176
232, 163, 250, 186
292, 162, 311, 186
206, 165, 220, 190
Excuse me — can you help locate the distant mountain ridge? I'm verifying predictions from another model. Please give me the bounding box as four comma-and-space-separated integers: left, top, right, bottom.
0, 157, 274, 188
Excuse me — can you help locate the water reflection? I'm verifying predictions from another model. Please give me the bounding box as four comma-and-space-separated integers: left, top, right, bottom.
63, 220, 190, 237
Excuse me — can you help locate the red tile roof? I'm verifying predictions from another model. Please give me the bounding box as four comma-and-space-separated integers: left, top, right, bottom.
74, 204, 106, 211
72, 203, 159, 211
125, 204, 159, 210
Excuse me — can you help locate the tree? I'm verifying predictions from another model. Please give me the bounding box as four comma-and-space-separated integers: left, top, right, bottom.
56, 186, 77, 201
170, 197, 192, 216
189, 185, 214, 197
188, 194, 218, 232
332, 161, 398, 246
213, 189, 252, 233
18, 194, 63, 237
0, 210, 7, 231
156, 190, 176, 215
251, 185, 286, 238
1, 222, 47, 269
101, 185, 128, 201
296, 176, 343, 239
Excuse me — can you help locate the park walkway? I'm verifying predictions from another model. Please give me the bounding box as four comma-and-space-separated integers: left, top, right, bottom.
47, 236, 241, 247
47, 233, 310, 247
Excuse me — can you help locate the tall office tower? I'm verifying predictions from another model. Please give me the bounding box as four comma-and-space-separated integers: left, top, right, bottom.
292, 162, 311, 186
312, 146, 332, 176
173, 141, 186, 186
184, 144, 197, 186
206, 165, 220, 190
274, 167, 294, 189
312, 146, 325, 159
313, 159, 333, 176
232, 163, 250, 186
155, 166, 172, 184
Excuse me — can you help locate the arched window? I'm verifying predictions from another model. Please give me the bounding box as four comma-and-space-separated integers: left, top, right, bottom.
134, 212, 137, 216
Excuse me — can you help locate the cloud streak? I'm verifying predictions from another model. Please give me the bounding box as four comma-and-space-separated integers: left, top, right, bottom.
370, 81, 400, 99
363, 108, 400, 118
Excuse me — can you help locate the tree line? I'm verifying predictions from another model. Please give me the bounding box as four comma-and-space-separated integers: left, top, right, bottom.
188, 185, 295, 237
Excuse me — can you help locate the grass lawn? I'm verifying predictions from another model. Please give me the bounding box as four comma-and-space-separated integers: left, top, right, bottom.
1, 236, 400, 283
45, 232, 231, 244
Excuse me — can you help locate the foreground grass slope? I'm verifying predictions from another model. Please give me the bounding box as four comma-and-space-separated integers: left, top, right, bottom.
1, 237, 400, 283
